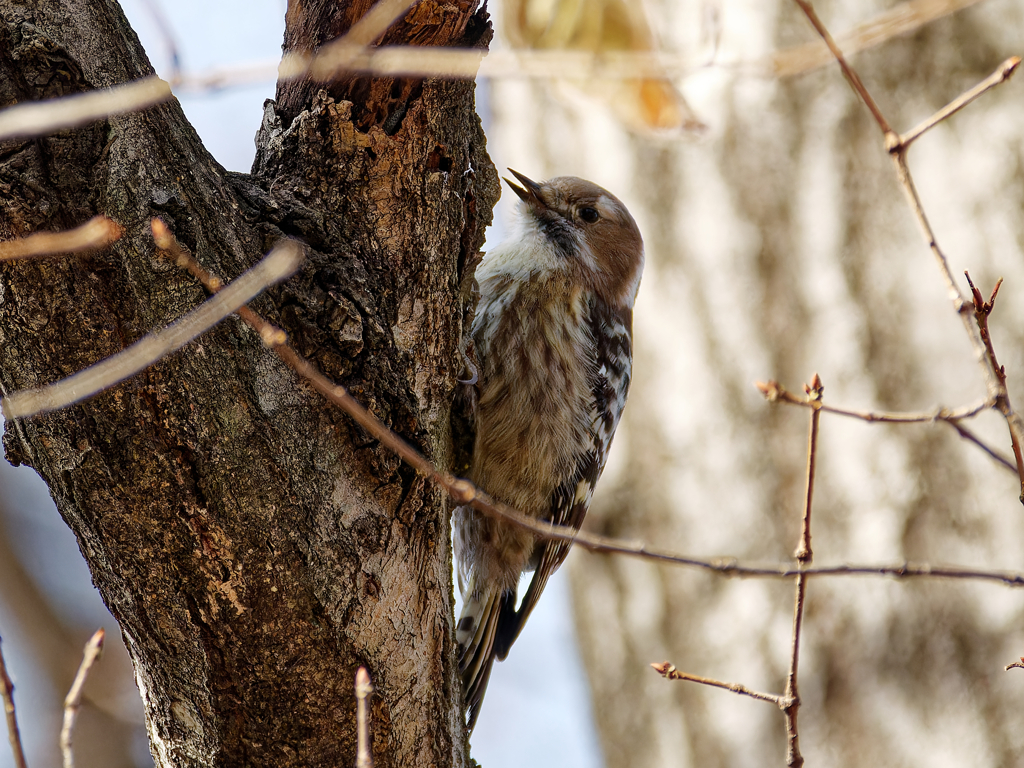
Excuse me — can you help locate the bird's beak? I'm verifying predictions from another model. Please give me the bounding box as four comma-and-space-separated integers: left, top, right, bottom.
504, 169, 548, 211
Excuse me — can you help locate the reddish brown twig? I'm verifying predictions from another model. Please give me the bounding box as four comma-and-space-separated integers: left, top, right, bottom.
790, 0, 892, 133
0, 633, 28, 768
651, 662, 784, 706
782, 375, 822, 767
757, 381, 1015, 471
790, 0, 1024, 505
149, 221, 1024, 589
964, 273, 1024, 500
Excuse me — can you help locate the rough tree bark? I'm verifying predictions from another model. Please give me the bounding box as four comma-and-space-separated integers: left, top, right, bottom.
0, 1, 498, 766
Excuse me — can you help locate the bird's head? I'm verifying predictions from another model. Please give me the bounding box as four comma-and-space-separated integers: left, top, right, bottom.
504, 170, 644, 308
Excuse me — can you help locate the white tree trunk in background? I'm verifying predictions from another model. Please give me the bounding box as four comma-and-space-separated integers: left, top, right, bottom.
490, 1, 1024, 765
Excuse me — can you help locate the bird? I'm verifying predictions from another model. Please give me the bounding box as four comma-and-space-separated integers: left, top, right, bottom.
454, 170, 644, 728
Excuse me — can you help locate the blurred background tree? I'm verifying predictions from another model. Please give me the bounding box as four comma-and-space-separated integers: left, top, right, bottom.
486, 1, 1024, 766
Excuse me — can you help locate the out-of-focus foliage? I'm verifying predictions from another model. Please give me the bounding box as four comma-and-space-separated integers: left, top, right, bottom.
501, 0, 705, 132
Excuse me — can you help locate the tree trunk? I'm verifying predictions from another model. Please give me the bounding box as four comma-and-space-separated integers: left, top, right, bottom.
0, 1, 498, 766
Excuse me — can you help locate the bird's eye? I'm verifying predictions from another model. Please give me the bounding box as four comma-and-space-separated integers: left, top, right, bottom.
579, 207, 600, 224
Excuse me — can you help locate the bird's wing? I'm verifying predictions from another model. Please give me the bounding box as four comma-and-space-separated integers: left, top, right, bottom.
494, 299, 633, 660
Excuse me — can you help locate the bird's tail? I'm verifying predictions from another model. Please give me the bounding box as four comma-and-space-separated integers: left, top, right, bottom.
456, 574, 518, 729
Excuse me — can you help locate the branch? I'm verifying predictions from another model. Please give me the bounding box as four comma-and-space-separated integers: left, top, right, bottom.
10, 223, 1024, 592
170, 1, 996, 87
770, 0, 986, 77
0, 76, 171, 141
0, 2, 1000, 140
650, 662, 784, 706
0, 633, 28, 768
790, 0, 892, 133
1, 237, 304, 419
781, 376, 822, 767
964, 273, 1024, 499
757, 380, 1015, 471
943, 420, 1017, 473
60, 629, 106, 768
790, 0, 1024, 503
0, 216, 124, 261
899, 57, 1020, 148
757, 380, 989, 423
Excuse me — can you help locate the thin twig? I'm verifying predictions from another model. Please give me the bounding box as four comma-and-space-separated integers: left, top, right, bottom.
0, 76, 171, 141
899, 57, 1020, 148
758, 380, 1015, 471
138, 0, 182, 82
790, 0, 1024, 506
0, 216, 123, 261
355, 667, 373, 768
964, 273, 1024, 499
60, 629, 105, 768
149, 221, 1024, 590
650, 662, 785, 706
943, 419, 1017, 473
790, 0, 892, 133
757, 380, 990, 424
1, 235, 304, 419
888, 149, 998, 371
0, 633, 28, 768
782, 375, 822, 768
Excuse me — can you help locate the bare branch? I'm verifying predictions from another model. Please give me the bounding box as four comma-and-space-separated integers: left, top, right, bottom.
964, 272, 1024, 498
780, 376, 822, 767
1, 233, 304, 419
796, 375, 822, 565
0, 1, 999, 144
943, 420, 1017, 473
900, 57, 1020, 147
757, 380, 990, 424
148, 223, 1024, 602
171, 1, 998, 87
355, 667, 373, 768
790, 0, 893, 133
757, 380, 1014, 470
0, 216, 124, 261
0, 76, 171, 141
60, 629, 105, 768
0, 633, 28, 768
790, 0, 1024, 504
650, 662, 785, 706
